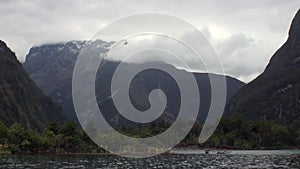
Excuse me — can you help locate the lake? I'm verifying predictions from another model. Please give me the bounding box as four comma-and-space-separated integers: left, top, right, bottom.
0, 150, 299, 168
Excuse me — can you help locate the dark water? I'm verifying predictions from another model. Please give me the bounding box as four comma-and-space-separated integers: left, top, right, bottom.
0, 150, 299, 169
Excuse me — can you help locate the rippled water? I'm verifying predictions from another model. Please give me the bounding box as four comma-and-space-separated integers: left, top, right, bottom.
0, 150, 299, 168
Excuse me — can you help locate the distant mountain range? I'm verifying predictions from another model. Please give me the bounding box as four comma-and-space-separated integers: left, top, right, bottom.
0, 40, 65, 130
23, 40, 245, 126
226, 9, 300, 129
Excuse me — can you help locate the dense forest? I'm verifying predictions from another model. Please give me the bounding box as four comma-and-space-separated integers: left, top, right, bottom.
192, 116, 300, 150
119, 116, 300, 150
0, 121, 105, 154
1, 116, 299, 155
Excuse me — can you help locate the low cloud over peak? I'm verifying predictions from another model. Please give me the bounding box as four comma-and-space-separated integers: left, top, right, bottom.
1, 0, 299, 82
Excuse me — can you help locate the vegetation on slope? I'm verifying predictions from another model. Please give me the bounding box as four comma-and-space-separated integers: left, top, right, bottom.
0, 117, 299, 155
0, 40, 65, 130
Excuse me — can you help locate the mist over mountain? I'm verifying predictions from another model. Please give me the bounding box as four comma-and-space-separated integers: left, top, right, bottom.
226, 10, 300, 128
0, 40, 65, 130
23, 40, 244, 126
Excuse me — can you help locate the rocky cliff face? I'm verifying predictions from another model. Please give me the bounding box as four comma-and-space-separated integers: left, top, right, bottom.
23, 40, 112, 120
226, 10, 300, 128
0, 40, 65, 130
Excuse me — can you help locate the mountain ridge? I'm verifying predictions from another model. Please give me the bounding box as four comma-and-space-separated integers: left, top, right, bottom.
23, 40, 245, 126
0, 40, 65, 130
226, 9, 300, 128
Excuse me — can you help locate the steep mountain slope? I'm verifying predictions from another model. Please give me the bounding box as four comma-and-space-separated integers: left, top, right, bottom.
0, 40, 64, 130
23, 41, 90, 120
95, 61, 245, 126
226, 10, 300, 128
23, 40, 245, 126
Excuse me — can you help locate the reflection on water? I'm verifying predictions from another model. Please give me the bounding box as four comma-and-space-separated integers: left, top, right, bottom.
0, 150, 299, 168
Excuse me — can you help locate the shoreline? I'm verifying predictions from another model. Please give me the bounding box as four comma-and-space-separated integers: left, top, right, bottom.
1, 148, 300, 156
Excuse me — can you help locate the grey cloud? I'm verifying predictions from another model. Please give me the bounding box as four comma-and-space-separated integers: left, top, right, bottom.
0, 0, 299, 82
217, 33, 254, 55
214, 33, 270, 82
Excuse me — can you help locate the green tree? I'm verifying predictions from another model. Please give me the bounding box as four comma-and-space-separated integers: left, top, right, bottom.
47, 121, 60, 135
59, 121, 79, 152
0, 121, 8, 149
8, 123, 28, 153
60, 121, 77, 137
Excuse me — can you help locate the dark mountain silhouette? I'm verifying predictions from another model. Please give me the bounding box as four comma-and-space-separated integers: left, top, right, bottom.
0, 40, 64, 130
226, 9, 300, 129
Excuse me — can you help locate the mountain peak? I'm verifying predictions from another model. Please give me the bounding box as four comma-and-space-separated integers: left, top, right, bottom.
287, 9, 300, 50
0, 40, 16, 59
0, 40, 6, 47
226, 9, 300, 128
289, 9, 300, 38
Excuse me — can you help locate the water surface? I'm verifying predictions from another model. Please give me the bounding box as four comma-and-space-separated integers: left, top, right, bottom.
0, 150, 299, 168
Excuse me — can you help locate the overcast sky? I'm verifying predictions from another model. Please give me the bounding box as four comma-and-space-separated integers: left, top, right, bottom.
1, 0, 299, 82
